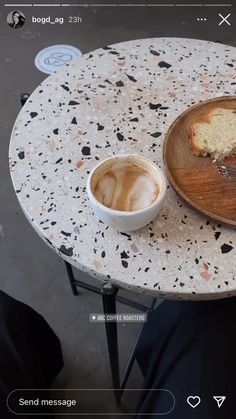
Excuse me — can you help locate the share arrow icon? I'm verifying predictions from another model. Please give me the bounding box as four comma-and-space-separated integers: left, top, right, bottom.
213, 396, 226, 408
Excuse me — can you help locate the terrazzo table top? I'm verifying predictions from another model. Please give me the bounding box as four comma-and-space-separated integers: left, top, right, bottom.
9, 38, 236, 300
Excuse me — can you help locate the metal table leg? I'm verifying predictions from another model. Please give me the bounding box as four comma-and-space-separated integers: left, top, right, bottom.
65, 261, 78, 296
20, 93, 30, 106
120, 297, 156, 392
101, 282, 121, 406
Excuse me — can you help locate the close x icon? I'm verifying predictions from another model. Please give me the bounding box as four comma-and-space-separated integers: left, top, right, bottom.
218, 13, 231, 26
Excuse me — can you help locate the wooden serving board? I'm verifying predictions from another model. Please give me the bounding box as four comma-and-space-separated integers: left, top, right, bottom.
163, 96, 236, 226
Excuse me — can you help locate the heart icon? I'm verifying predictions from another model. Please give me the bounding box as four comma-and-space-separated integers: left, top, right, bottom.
187, 396, 201, 408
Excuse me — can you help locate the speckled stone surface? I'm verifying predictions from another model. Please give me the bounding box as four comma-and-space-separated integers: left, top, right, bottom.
9, 38, 236, 300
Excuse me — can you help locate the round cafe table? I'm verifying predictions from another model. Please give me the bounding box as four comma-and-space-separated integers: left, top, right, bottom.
9, 37, 236, 301
9, 37, 236, 405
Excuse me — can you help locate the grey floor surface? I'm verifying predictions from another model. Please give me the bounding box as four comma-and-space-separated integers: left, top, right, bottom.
0, 1, 236, 418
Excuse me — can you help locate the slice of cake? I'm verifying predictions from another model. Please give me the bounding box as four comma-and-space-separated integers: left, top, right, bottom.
191, 107, 236, 160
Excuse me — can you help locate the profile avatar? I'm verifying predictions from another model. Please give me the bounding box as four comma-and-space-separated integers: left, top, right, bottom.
7, 10, 25, 29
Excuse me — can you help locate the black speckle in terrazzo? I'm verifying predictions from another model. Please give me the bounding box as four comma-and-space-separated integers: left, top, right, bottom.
59, 245, 73, 257
116, 81, 124, 87
121, 251, 129, 259
150, 49, 160, 56
53, 128, 59, 135
30, 112, 38, 118
221, 243, 233, 254
97, 124, 104, 131
214, 231, 221, 240
195, 258, 199, 264
61, 231, 72, 237
120, 232, 132, 241
149, 103, 162, 110
71, 117, 77, 124
55, 157, 63, 164
69, 100, 80, 106
61, 84, 70, 92
158, 61, 172, 69
82, 146, 91, 156
122, 260, 128, 268
101, 251, 106, 258
125, 74, 137, 82
109, 50, 120, 55
117, 133, 124, 141
130, 117, 139, 122
18, 151, 25, 160
150, 132, 162, 138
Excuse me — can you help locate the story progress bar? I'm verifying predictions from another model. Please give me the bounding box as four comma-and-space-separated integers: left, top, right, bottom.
3, 3, 233, 7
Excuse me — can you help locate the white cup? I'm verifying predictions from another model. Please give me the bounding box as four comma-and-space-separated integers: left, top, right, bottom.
86, 154, 167, 231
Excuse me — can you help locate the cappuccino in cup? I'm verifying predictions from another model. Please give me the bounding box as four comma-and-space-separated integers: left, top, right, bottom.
94, 162, 159, 212
87, 154, 167, 231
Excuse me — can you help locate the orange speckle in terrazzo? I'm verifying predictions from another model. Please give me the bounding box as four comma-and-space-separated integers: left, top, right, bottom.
200, 75, 209, 82
166, 75, 175, 81
92, 260, 102, 270
201, 83, 210, 89
200, 271, 211, 281
203, 262, 209, 271
76, 160, 84, 169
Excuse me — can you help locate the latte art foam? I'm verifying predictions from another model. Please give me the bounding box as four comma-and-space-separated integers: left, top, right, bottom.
94, 162, 159, 211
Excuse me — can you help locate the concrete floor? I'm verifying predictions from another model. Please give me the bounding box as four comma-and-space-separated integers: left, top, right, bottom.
0, 1, 236, 418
